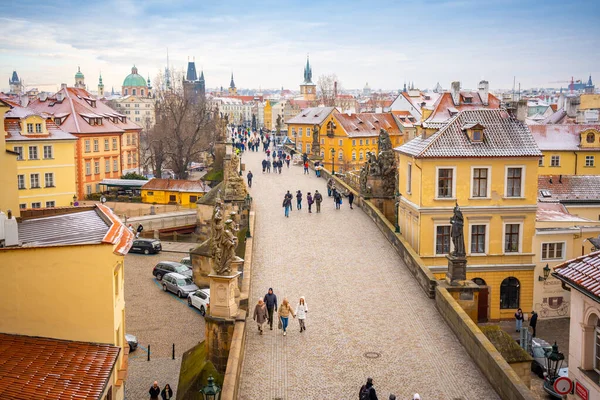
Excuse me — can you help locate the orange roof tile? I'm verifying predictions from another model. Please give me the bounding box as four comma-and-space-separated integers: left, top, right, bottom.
425, 91, 501, 125
334, 112, 400, 137
0, 333, 119, 400
97, 204, 135, 255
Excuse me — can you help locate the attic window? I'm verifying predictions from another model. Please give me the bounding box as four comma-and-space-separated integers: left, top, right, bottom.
472, 130, 482, 142
463, 97, 472, 104
587, 132, 595, 143
54, 117, 62, 125
48, 102, 55, 107
540, 190, 551, 198
84, 98, 97, 107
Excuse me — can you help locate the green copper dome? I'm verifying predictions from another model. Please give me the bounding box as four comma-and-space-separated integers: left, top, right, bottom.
123, 65, 147, 87
75, 67, 84, 79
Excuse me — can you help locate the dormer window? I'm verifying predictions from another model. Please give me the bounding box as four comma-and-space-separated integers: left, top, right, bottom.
54, 117, 62, 125
462, 122, 485, 143
472, 130, 482, 142
464, 97, 472, 104
587, 132, 595, 143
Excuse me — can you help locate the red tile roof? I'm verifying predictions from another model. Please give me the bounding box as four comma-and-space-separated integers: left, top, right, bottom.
334, 112, 400, 137
529, 124, 600, 151
142, 178, 209, 193
97, 204, 135, 255
28, 87, 141, 135
425, 91, 501, 125
554, 251, 600, 301
538, 175, 600, 203
0, 333, 119, 400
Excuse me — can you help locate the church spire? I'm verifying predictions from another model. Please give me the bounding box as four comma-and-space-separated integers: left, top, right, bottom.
230, 72, 235, 89
303, 55, 313, 84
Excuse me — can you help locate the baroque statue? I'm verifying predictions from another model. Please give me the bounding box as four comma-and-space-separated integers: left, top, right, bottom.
312, 124, 320, 156
210, 192, 241, 275
358, 128, 397, 197
450, 203, 466, 257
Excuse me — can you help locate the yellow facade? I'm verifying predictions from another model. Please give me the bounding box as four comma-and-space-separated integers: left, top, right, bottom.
538, 150, 600, 175
397, 153, 539, 320
580, 94, 600, 110
8, 115, 77, 209
0, 101, 19, 216
142, 189, 203, 207
264, 101, 273, 132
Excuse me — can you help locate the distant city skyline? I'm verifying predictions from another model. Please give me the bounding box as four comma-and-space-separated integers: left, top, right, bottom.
1, 0, 599, 93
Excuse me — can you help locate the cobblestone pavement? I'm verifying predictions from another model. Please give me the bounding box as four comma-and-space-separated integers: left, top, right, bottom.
238, 150, 499, 400
124, 251, 205, 399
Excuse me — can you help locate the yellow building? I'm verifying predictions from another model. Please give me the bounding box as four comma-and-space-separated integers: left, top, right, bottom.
396, 109, 542, 320
0, 99, 19, 216
286, 106, 336, 155
530, 124, 600, 175
533, 203, 600, 320
264, 100, 273, 132
4, 103, 77, 209
141, 178, 209, 207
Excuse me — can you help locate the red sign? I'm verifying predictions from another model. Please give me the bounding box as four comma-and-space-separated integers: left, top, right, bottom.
553, 376, 573, 395
576, 381, 589, 400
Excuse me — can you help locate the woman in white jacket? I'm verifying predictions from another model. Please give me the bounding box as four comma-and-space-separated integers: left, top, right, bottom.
295, 296, 308, 332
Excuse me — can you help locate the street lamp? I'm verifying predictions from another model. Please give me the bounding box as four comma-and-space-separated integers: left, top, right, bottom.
200, 375, 221, 400
245, 193, 252, 239
330, 148, 336, 175
538, 264, 551, 281
543, 342, 565, 393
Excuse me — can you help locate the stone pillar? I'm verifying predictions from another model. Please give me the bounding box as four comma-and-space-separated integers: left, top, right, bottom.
446, 254, 467, 285
209, 273, 241, 319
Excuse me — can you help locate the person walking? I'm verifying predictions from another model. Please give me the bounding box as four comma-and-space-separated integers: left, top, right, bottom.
247, 171, 253, 188
388, 395, 396, 400
327, 178, 333, 196
283, 191, 292, 217
412, 395, 421, 400
266, 159, 271, 173
515, 308, 524, 332
278, 297, 296, 336
149, 381, 161, 400
262, 159, 267, 173
296, 190, 303, 210
347, 191, 355, 209
286, 154, 291, 168
161, 384, 173, 400
303, 161, 309, 174
359, 377, 378, 400
136, 224, 144, 239
334, 190, 342, 210
529, 310, 538, 337
264, 288, 278, 330
278, 159, 283, 174
307, 192, 314, 213
253, 298, 268, 335
314, 190, 323, 213
295, 296, 308, 332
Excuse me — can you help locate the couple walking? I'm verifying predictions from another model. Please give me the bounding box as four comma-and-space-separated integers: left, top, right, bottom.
253, 288, 308, 336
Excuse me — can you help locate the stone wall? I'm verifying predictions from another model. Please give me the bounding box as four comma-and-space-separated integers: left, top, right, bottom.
435, 286, 535, 400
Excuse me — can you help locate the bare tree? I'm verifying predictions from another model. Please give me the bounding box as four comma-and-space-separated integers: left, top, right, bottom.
317, 74, 341, 107
153, 71, 219, 179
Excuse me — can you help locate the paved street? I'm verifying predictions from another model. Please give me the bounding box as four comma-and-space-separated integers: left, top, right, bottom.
124, 251, 205, 399
239, 150, 499, 400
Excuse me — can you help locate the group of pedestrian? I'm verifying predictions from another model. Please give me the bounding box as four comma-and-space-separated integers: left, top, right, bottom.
327, 178, 355, 210
149, 381, 173, 400
282, 190, 323, 216
128, 223, 144, 238
360, 377, 421, 400
254, 288, 308, 336
515, 308, 538, 337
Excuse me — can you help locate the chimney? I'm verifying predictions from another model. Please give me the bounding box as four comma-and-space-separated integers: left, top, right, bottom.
61, 83, 67, 90
20, 94, 29, 107
450, 81, 461, 105
565, 96, 579, 118
334, 81, 338, 98
478, 80, 489, 105
56, 92, 64, 102
38, 92, 48, 102
516, 99, 527, 122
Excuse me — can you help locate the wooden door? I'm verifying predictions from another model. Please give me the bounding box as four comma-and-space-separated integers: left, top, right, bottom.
478, 287, 489, 323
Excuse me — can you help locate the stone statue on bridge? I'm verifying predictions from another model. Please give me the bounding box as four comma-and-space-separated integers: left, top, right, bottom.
450, 203, 466, 257
359, 128, 397, 198
312, 124, 321, 157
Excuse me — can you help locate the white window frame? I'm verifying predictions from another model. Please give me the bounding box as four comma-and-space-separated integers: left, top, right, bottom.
28, 146, 38, 160
538, 157, 544, 167
435, 166, 457, 200
106, 160, 111, 173
30, 173, 40, 188
338, 150, 343, 160
586, 155, 595, 167
113, 159, 118, 172
338, 139, 343, 146
86, 185, 92, 195
45, 201, 55, 208
43, 145, 53, 159
470, 166, 491, 198
550, 155, 560, 167
468, 223, 490, 255
299, 127, 303, 136
352, 139, 356, 146
504, 165, 525, 198
44, 172, 54, 187
95, 161, 100, 174
85, 140, 91, 152
407, 163, 412, 194
31, 202, 41, 209
352, 150, 356, 161
17, 174, 25, 189
433, 223, 453, 256
306, 144, 311, 154
541, 242, 566, 261
14, 146, 23, 160
502, 221, 524, 254
85, 162, 91, 176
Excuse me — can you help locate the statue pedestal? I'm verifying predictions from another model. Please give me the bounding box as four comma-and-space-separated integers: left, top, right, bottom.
190, 239, 212, 288
446, 254, 467, 285
438, 280, 480, 322
209, 272, 242, 319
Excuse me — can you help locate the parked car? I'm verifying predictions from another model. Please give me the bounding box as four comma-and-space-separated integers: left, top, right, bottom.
129, 239, 162, 255
153, 261, 192, 280
125, 333, 138, 352
188, 289, 210, 316
180, 256, 191, 266
162, 272, 199, 298
543, 367, 569, 399
530, 337, 553, 378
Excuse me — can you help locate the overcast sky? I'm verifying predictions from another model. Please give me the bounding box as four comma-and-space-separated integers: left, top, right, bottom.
1, 0, 599, 93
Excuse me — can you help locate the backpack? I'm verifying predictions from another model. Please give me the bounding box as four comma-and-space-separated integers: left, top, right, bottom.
359, 385, 371, 400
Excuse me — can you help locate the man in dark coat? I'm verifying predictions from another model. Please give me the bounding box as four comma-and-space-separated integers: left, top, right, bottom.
529, 311, 538, 337
149, 381, 160, 399
264, 288, 278, 330
359, 377, 378, 400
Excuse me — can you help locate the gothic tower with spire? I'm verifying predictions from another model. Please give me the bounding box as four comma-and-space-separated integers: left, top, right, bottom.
8, 71, 23, 94
97, 73, 105, 97
183, 57, 205, 102
300, 56, 316, 101
228, 72, 237, 95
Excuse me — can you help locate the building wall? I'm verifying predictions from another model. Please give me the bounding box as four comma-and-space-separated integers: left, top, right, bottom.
567, 291, 600, 399
564, 204, 600, 221
142, 189, 203, 207
121, 130, 139, 174
0, 104, 19, 216
539, 150, 600, 175
76, 134, 123, 198
111, 96, 155, 127
263, 101, 272, 132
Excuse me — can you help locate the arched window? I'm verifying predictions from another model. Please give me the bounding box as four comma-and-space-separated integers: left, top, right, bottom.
359, 151, 364, 160
338, 150, 343, 160
132, 89, 137, 96
141, 89, 145, 96
352, 150, 356, 161
472, 277, 487, 286
587, 132, 595, 143
124, 89, 128, 95
500, 277, 520, 309
320, 150, 324, 157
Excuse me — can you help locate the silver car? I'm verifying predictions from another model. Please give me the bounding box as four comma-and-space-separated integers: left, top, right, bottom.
162, 272, 199, 298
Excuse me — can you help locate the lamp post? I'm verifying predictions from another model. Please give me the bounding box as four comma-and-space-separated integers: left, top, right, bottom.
538, 263, 551, 281
330, 148, 336, 175
543, 342, 565, 393
200, 375, 221, 400
245, 193, 252, 239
